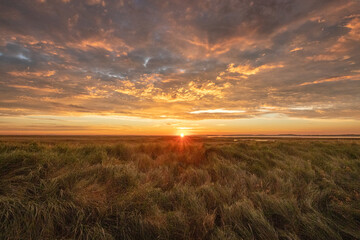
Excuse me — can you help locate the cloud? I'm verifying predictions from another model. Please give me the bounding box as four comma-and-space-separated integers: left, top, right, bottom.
0, 0, 359, 125
15, 53, 31, 61
306, 54, 343, 62
190, 109, 246, 114
290, 47, 303, 52
7, 70, 56, 77
7, 84, 61, 93
299, 74, 360, 86
225, 63, 284, 76
345, 17, 360, 40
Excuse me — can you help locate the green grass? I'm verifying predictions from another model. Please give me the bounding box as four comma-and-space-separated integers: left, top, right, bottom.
0, 137, 359, 240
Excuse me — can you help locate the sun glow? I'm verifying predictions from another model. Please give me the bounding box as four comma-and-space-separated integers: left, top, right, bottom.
180, 133, 184, 138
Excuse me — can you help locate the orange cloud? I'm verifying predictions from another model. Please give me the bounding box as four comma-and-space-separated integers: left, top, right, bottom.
109, 79, 231, 103
67, 36, 133, 56
190, 109, 245, 114
346, 17, 360, 40
290, 47, 303, 52
7, 70, 56, 77
306, 54, 351, 62
8, 84, 61, 93
299, 74, 360, 86
217, 63, 284, 80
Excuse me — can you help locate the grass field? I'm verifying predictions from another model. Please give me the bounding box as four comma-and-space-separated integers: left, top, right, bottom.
0, 136, 359, 240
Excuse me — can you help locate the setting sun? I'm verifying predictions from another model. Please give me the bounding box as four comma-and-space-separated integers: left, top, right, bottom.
180, 133, 184, 138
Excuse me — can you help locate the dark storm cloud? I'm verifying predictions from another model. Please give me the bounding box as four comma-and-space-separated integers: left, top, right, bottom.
0, 0, 359, 120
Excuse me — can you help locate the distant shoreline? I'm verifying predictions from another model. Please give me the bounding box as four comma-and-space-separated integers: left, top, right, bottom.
1, 134, 360, 139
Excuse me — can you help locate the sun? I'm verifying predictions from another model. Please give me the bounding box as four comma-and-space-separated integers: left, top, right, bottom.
180, 133, 184, 138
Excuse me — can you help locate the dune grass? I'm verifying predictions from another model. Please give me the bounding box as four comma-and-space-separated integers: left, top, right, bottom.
0, 137, 359, 240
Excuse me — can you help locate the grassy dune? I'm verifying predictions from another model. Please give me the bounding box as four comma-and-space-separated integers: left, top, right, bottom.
0, 137, 359, 240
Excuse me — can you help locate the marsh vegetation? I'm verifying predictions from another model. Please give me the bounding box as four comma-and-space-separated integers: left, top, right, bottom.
0, 136, 359, 240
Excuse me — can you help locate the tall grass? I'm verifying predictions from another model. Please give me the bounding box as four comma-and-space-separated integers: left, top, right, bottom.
0, 139, 359, 239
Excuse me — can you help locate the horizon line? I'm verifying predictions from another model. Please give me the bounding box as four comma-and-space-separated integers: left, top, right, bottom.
1, 134, 360, 137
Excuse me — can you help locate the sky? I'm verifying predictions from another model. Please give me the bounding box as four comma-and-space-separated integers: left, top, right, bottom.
0, 0, 359, 135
